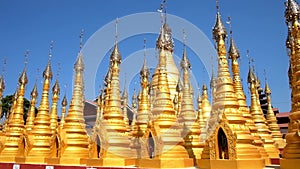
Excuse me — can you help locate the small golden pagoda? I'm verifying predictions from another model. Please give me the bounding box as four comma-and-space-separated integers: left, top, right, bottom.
197, 91, 206, 142
228, 31, 269, 164
281, 1, 300, 167
248, 69, 280, 161
179, 39, 203, 162
25, 84, 38, 132
0, 67, 28, 162
265, 82, 286, 149
198, 5, 264, 169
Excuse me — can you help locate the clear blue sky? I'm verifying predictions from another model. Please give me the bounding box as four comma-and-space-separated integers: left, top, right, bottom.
0, 0, 290, 114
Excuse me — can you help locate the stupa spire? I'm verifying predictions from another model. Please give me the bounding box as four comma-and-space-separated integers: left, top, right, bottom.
265, 81, 286, 149
49, 79, 60, 134
25, 84, 38, 132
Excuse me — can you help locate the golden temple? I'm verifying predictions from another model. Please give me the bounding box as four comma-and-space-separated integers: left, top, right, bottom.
0, 0, 299, 169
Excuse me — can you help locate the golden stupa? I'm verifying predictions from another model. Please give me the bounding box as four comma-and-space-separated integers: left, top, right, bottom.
0, 0, 291, 169
281, 0, 300, 168
198, 6, 264, 169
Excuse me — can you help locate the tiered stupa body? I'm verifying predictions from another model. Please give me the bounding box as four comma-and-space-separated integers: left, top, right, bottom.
248, 69, 279, 160
228, 36, 269, 164
265, 82, 286, 150
198, 9, 264, 169
179, 45, 203, 161
281, 1, 300, 168
0, 69, 27, 162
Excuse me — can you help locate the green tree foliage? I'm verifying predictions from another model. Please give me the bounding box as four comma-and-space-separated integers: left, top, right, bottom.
1, 95, 38, 124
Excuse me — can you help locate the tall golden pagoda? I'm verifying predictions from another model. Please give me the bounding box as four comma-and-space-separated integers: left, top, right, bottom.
25, 84, 38, 132
58, 49, 90, 164
281, 1, 300, 167
248, 69, 279, 161
265, 82, 286, 149
198, 5, 264, 169
88, 21, 134, 167
228, 30, 269, 164
0, 67, 28, 162
138, 17, 193, 168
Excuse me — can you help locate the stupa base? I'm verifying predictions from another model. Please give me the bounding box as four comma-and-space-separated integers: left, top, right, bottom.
0, 156, 16, 163
46, 157, 88, 166
86, 158, 136, 167
280, 158, 300, 169
197, 159, 265, 169
15, 156, 47, 164
137, 158, 193, 168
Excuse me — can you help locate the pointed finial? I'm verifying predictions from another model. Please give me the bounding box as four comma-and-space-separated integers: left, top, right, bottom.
216, 0, 220, 12
226, 16, 232, 36
56, 62, 61, 79
263, 69, 267, 82
35, 68, 40, 83
228, 34, 240, 60
24, 50, 29, 68
49, 40, 54, 61
2, 57, 6, 76
43, 59, 53, 80
115, 18, 118, 44
183, 29, 187, 47
143, 38, 147, 59
79, 29, 84, 50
